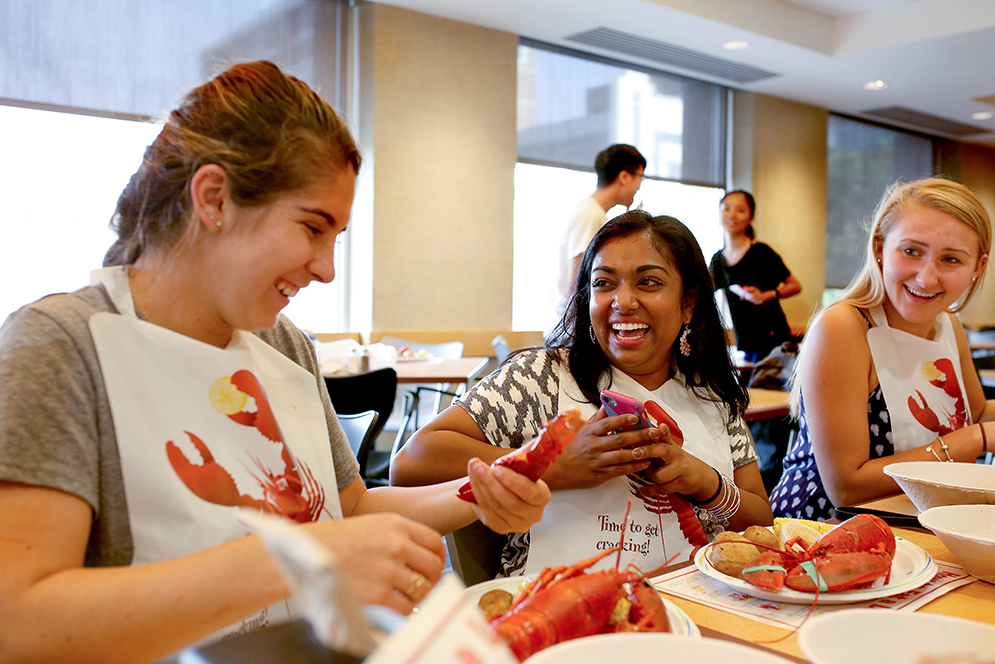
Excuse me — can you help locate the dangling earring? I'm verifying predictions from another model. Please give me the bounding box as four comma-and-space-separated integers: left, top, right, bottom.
589, 325, 597, 344
679, 325, 691, 356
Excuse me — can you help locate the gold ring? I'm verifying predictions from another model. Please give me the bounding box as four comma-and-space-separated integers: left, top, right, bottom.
404, 571, 427, 599
632, 447, 645, 460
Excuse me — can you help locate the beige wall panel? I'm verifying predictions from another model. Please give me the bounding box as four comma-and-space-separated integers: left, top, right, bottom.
749, 94, 828, 330
938, 142, 995, 327
367, 4, 518, 331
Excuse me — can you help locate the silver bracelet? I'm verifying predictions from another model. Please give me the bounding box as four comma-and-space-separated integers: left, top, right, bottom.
938, 438, 953, 462
706, 472, 741, 522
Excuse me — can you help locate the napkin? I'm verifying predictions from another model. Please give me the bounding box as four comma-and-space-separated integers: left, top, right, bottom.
241, 510, 382, 658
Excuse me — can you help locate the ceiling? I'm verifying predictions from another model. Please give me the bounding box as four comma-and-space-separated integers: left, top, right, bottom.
372, 0, 995, 147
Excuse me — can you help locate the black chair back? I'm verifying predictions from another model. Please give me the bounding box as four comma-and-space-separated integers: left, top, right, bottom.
324, 367, 397, 483
337, 410, 379, 465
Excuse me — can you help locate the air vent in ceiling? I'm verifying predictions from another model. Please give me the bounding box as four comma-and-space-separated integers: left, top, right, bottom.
861, 106, 990, 136
565, 27, 779, 84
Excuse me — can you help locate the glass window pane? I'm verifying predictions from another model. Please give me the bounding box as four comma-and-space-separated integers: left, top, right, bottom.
512, 163, 723, 333
0, 104, 342, 332
517, 43, 725, 187
0, 106, 162, 322
826, 115, 934, 288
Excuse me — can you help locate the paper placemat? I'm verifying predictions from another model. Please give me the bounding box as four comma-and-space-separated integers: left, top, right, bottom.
651, 560, 975, 630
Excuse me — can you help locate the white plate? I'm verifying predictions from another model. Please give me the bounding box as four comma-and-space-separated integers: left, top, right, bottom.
396, 355, 431, 362
464, 576, 699, 638
799, 610, 995, 664
694, 536, 936, 604
527, 633, 792, 664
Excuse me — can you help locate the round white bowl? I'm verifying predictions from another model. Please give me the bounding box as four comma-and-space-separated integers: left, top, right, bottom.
799, 609, 995, 664
527, 633, 792, 664
883, 461, 995, 511
918, 504, 995, 584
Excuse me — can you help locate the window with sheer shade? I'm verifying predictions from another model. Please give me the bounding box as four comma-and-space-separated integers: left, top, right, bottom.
512, 41, 728, 332
826, 115, 935, 289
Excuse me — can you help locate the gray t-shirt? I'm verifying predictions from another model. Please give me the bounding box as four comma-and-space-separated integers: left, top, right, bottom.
0, 284, 359, 568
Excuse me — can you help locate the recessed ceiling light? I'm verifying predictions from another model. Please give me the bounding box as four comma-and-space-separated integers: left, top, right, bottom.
863, 80, 889, 91
722, 40, 749, 50
971, 111, 994, 121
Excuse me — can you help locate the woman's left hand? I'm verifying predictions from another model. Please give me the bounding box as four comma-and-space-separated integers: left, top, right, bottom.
634, 439, 721, 501
465, 458, 551, 534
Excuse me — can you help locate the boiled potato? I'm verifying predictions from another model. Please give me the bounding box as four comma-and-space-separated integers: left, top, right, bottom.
743, 525, 781, 550
707, 531, 761, 578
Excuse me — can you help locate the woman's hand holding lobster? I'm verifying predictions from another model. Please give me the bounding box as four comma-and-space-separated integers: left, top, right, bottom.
305, 513, 445, 615
466, 457, 551, 534
540, 408, 675, 491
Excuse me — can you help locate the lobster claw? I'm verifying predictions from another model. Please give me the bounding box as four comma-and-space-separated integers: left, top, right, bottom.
907, 390, 947, 435
783, 550, 892, 592
166, 431, 267, 510
742, 550, 789, 591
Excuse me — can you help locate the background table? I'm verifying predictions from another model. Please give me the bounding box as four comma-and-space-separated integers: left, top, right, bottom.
745, 388, 791, 422
392, 356, 489, 384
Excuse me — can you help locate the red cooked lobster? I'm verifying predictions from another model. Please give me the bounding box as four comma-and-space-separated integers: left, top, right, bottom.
490, 548, 671, 662
741, 514, 896, 593
457, 409, 583, 503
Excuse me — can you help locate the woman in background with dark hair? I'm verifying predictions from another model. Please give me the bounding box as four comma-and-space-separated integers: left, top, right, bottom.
710, 190, 801, 362
393, 210, 771, 576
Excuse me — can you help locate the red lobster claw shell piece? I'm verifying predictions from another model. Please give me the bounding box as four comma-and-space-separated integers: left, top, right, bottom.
227, 370, 283, 442
808, 513, 896, 560
458, 409, 583, 503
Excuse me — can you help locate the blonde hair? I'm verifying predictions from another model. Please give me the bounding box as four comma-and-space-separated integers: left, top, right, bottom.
105, 60, 361, 266
791, 177, 992, 413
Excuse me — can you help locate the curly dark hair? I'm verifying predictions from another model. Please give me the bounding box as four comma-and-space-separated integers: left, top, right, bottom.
546, 210, 747, 422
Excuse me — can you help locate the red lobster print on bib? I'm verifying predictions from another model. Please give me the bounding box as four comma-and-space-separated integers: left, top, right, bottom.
166, 369, 329, 522
907, 358, 968, 436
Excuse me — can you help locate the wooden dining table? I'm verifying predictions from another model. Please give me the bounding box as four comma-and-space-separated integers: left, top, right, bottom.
745, 387, 791, 422
391, 356, 489, 385
322, 356, 490, 385
657, 492, 995, 662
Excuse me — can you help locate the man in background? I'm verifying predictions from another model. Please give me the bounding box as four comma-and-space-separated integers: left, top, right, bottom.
557, 144, 646, 298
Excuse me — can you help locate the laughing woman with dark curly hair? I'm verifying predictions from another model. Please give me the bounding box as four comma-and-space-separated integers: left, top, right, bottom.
393, 210, 772, 576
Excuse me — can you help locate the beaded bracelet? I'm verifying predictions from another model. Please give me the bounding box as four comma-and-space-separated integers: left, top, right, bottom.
925, 442, 943, 462
981, 423, 989, 455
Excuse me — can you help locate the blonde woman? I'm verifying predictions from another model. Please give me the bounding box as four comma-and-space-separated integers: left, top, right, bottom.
770, 178, 993, 521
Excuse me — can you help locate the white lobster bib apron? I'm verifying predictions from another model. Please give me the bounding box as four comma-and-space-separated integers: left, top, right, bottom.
866, 306, 971, 452
88, 267, 341, 657
523, 366, 734, 577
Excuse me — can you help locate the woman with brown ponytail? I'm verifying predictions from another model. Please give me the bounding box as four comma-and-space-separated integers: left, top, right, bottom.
0, 61, 549, 663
